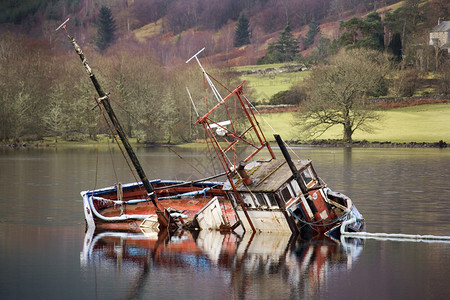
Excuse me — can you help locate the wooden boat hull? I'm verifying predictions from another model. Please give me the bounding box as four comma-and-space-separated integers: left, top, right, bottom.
82, 179, 238, 232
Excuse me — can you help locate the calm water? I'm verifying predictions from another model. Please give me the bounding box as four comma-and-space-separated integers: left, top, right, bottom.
1, 146, 450, 299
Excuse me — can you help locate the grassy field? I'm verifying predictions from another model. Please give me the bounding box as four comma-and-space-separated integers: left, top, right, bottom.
25, 103, 448, 148
234, 63, 449, 143
236, 64, 311, 103
237, 63, 440, 103
257, 103, 450, 143
242, 72, 310, 103
134, 21, 163, 42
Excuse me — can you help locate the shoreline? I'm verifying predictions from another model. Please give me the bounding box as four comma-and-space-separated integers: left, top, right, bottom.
2, 139, 447, 149
285, 139, 448, 148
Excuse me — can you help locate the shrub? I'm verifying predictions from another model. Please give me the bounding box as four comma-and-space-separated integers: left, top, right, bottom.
391, 68, 420, 97
437, 61, 450, 95
269, 84, 306, 105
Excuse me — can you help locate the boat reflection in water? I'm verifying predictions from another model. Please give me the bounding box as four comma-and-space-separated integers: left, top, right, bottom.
81, 229, 363, 299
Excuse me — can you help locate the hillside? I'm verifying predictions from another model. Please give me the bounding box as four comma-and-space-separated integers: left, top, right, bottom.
0, 0, 411, 66
1, 0, 449, 144
1, 0, 448, 68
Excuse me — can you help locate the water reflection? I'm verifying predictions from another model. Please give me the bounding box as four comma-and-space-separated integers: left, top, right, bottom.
81, 230, 363, 299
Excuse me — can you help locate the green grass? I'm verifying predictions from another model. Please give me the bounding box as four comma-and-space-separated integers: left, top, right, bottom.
236, 64, 310, 103
242, 72, 310, 103
28, 104, 449, 147
237, 63, 441, 103
257, 103, 450, 143
134, 20, 163, 42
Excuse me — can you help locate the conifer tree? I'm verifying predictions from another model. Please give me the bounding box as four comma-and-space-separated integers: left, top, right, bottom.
304, 20, 320, 47
338, 12, 384, 51
96, 6, 116, 52
388, 32, 402, 61
275, 22, 299, 62
234, 12, 250, 47
359, 12, 384, 51
258, 21, 299, 64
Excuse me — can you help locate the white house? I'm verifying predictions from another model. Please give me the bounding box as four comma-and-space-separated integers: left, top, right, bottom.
429, 20, 450, 53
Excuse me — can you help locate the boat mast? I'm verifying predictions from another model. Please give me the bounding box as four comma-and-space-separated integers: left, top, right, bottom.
187, 49, 278, 232
56, 19, 171, 228
274, 134, 318, 215
274, 135, 309, 194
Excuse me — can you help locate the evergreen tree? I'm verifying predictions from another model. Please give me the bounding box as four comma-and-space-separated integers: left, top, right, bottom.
234, 12, 250, 47
258, 42, 283, 64
275, 22, 299, 62
338, 12, 384, 51
338, 17, 364, 48
388, 32, 402, 61
258, 21, 299, 64
359, 12, 384, 51
96, 6, 116, 52
304, 20, 320, 47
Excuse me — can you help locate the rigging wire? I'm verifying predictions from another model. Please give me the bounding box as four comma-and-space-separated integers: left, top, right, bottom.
106, 133, 119, 184
242, 94, 302, 161
96, 97, 146, 196
206, 72, 233, 94
99, 87, 214, 181
167, 146, 205, 176
93, 144, 99, 191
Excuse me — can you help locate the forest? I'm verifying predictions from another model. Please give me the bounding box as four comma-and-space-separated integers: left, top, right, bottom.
0, 0, 449, 143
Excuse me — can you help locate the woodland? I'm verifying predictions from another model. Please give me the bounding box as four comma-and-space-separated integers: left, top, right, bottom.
0, 0, 449, 143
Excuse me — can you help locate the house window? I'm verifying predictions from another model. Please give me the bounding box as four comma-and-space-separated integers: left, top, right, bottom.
264, 194, 278, 208
232, 192, 273, 208
254, 193, 268, 207
241, 193, 255, 208
280, 185, 293, 202
301, 168, 314, 186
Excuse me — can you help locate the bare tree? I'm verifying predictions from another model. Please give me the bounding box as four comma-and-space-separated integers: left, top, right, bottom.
133, 0, 169, 26
0, 33, 57, 141
297, 48, 392, 143
437, 60, 450, 95
44, 84, 65, 142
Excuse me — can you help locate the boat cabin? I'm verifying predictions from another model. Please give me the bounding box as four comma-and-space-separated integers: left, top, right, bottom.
223, 158, 337, 234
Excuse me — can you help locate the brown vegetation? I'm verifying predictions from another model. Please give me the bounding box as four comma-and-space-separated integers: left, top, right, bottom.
1, 0, 450, 144
0, 0, 407, 66
376, 98, 450, 109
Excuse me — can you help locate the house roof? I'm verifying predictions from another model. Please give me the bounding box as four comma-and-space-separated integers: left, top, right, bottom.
431, 21, 450, 32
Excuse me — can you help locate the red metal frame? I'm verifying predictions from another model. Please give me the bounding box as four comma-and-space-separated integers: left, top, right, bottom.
195, 81, 277, 232
195, 82, 276, 170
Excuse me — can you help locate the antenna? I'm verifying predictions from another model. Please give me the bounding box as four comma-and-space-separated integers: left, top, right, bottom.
186, 47, 205, 64
186, 48, 223, 104
186, 87, 199, 117
56, 18, 70, 32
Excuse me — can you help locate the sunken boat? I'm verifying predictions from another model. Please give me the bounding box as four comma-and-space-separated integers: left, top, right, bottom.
57, 19, 237, 233
59, 17, 364, 238
187, 48, 365, 238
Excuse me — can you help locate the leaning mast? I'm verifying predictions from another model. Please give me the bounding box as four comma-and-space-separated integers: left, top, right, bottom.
56, 18, 171, 228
